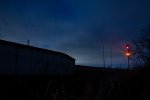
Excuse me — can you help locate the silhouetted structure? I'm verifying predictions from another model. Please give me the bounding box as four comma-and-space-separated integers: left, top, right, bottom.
0, 39, 75, 75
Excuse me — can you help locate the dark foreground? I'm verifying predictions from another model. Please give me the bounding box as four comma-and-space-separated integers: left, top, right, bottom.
0, 67, 150, 100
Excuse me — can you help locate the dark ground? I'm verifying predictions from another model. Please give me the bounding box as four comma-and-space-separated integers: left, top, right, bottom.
0, 67, 150, 100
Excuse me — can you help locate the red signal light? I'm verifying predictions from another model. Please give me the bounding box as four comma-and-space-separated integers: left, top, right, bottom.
126, 44, 129, 49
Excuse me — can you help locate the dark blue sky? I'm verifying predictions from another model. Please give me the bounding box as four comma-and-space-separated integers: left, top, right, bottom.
0, 0, 150, 67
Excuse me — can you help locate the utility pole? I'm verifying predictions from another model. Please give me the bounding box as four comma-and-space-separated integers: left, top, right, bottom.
27, 40, 29, 46
103, 45, 105, 67
110, 46, 112, 68
0, 28, 3, 40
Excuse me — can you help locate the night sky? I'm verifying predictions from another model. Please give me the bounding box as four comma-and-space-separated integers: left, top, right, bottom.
0, 0, 150, 67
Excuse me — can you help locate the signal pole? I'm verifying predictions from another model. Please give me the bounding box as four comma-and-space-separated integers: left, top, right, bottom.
125, 44, 131, 69
128, 56, 130, 69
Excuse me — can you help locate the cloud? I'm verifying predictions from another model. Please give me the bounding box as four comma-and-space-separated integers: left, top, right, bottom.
1, 0, 150, 67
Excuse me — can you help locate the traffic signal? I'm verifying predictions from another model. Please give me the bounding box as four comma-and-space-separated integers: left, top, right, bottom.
124, 44, 132, 69
125, 44, 132, 57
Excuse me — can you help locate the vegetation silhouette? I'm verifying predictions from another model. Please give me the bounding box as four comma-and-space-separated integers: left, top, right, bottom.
132, 27, 150, 67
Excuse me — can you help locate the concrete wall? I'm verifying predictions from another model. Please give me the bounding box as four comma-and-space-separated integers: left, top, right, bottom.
0, 42, 75, 75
